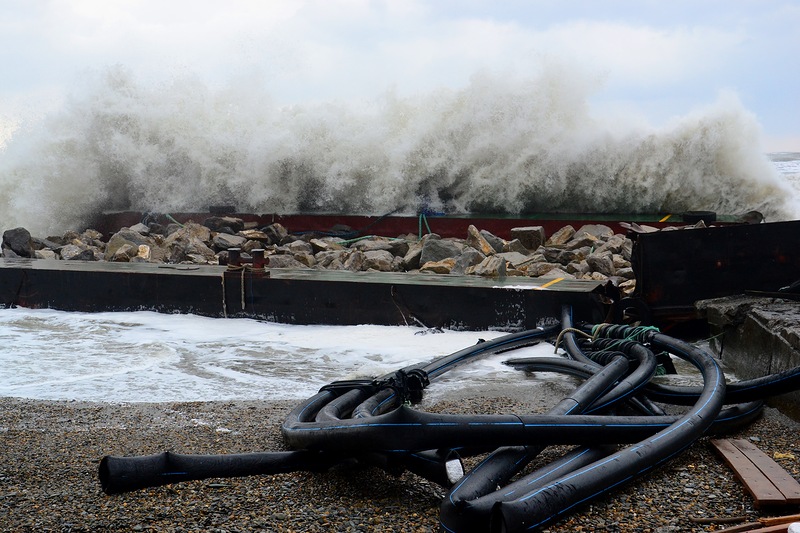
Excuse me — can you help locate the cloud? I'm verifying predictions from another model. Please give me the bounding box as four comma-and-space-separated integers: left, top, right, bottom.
0, 0, 796, 150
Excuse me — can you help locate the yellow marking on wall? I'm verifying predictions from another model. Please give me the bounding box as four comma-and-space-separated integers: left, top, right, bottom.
536, 277, 564, 290
659, 214, 672, 222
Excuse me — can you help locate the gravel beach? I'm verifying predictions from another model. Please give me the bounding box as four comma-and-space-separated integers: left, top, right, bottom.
2, 394, 800, 532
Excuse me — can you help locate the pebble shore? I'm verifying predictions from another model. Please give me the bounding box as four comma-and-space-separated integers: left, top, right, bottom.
2, 395, 800, 532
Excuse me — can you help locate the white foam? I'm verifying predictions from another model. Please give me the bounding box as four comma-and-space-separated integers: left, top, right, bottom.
1, 67, 796, 235
0, 307, 535, 402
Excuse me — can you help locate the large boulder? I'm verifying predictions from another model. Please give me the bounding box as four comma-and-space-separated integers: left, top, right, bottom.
212, 233, 247, 251
262, 223, 290, 245
106, 228, 151, 259
586, 252, 616, 277
479, 229, 505, 253
466, 225, 495, 255
451, 249, 486, 275
165, 222, 215, 263
574, 224, 614, 242
363, 250, 397, 272
420, 237, 462, 264
510, 226, 545, 251
466, 255, 507, 277
546, 225, 575, 246
2, 227, 34, 258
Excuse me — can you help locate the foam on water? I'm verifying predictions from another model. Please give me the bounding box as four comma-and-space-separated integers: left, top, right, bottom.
1, 67, 796, 235
0, 307, 560, 402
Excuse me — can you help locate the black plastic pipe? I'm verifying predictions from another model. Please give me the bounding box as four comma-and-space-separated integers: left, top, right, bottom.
488, 326, 727, 532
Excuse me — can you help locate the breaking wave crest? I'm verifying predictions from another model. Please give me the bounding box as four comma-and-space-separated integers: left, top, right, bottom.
0, 65, 795, 235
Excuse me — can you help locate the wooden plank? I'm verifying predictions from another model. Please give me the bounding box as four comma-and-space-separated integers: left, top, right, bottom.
730, 526, 791, 533
730, 439, 800, 504
711, 439, 787, 506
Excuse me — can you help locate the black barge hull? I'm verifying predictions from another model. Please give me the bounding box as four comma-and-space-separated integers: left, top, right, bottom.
0, 259, 611, 330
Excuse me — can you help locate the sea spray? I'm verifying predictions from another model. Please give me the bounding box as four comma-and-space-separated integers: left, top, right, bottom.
0, 66, 795, 235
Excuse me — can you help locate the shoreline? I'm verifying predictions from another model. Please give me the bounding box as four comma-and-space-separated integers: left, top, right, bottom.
3, 396, 800, 532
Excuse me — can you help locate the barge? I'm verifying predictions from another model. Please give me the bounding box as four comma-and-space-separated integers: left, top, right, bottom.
3, 209, 797, 332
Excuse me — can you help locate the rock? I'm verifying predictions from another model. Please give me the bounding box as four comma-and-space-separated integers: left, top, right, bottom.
479, 229, 505, 253
526, 262, 560, 277
567, 260, 590, 276
310, 237, 345, 254
586, 252, 616, 277
420, 237, 461, 264
203, 216, 245, 233
420, 258, 456, 274
351, 237, 409, 257
510, 226, 545, 251
164, 222, 211, 245
129, 223, 151, 235
106, 228, 151, 259
595, 234, 628, 255
32, 236, 64, 253
261, 223, 289, 245
546, 225, 575, 246
264, 254, 310, 269
315, 250, 348, 269
80, 229, 105, 247
540, 267, 574, 280
496, 251, 532, 269
285, 240, 314, 256
612, 254, 630, 270
466, 225, 495, 255
616, 267, 635, 280
164, 222, 215, 263
34, 249, 57, 260
503, 239, 530, 255
164, 223, 182, 236
565, 234, 599, 250
2, 227, 34, 258
574, 224, 614, 242
241, 239, 271, 255
451, 249, 486, 275
110, 243, 139, 262
167, 236, 215, 263
344, 250, 366, 271
137, 245, 152, 261
542, 246, 585, 266
238, 229, 273, 244
363, 250, 396, 272
292, 252, 316, 267
401, 241, 424, 270
212, 233, 247, 250
60, 244, 96, 261
467, 255, 507, 277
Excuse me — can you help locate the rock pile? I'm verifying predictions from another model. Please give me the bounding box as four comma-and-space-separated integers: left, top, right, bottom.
1, 216, 637, 293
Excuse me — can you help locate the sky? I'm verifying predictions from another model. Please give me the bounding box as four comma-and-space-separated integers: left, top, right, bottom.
0, 0, 798, 152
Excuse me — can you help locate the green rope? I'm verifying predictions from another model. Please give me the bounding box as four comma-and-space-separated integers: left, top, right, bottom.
418, 213, 432, 240
165, 214, 184, 227
335, 234, 404, 246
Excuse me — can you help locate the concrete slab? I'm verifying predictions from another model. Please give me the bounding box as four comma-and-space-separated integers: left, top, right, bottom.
697, 295, 800, 416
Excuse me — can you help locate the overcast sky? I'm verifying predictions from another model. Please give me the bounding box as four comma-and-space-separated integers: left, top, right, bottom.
1, 0, 797, 151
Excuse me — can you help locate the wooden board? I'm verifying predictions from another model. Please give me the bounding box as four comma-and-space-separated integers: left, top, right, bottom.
711, 439, 800, 508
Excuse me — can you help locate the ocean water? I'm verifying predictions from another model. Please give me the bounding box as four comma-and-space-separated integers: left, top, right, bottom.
0, 70, 797, 402
0, 307, 561, 402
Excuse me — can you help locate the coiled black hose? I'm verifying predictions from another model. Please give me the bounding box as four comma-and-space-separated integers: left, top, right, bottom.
100, 309, 798, 533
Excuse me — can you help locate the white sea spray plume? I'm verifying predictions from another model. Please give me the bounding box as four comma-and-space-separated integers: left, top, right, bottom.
0, 65, 794, 235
